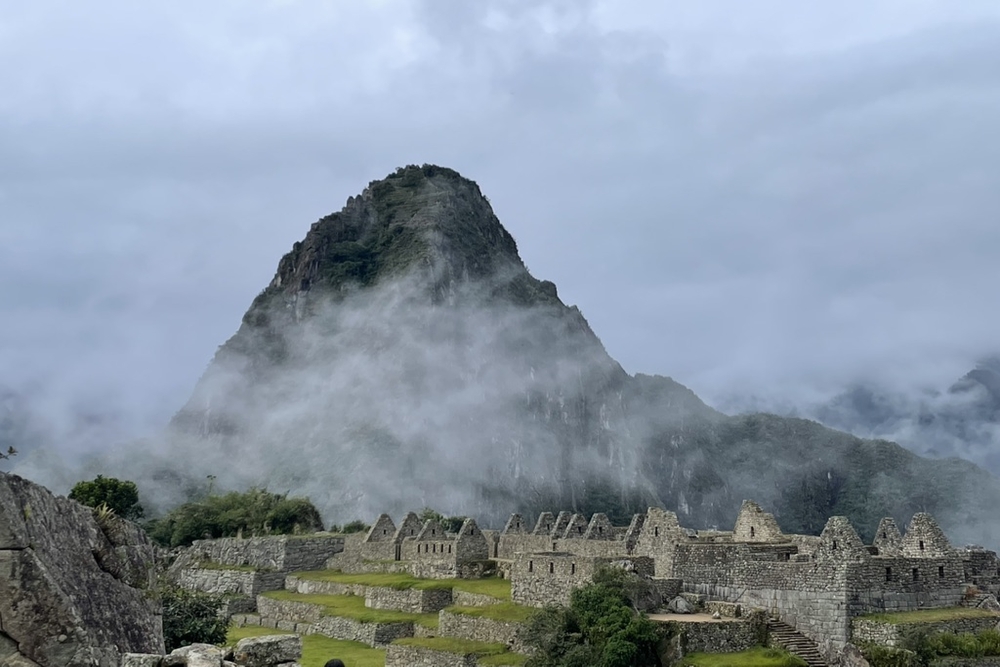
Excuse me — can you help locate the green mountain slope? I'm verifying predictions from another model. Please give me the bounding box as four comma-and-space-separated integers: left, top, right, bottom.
162, 165, 1000, 547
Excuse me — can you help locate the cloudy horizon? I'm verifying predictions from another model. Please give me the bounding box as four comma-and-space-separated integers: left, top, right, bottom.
3, 1, 1000, 472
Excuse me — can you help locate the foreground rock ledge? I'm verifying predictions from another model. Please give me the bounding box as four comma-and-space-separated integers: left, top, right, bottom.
0, 471, 164, 667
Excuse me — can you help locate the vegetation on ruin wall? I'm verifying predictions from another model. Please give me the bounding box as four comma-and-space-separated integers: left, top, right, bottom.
261, 590, 439, 628
861, 629, 1000, 667
859, 608, 999, 624
146, 488, 324, 547
678, 648, 807, 667
226, 625, 386, 667
161, 585, 229, 652
394, 637, 524, 662
521, 567, 662, 667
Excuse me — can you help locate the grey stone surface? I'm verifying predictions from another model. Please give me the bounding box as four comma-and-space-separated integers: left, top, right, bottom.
120, 655, 163, 667
0, 471, 163, 667
232, 636, 302, 667
384, 645, 478, 667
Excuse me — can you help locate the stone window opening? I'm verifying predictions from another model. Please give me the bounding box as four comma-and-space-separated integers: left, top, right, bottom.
448, 544, 452, 554
919, 540, 924, 551
432, 544, 436, 553
470, 528, 475, 535
549, 562, 554, 574
912, 568, 919, 581
654, 527, 659, 537
882, 532, 887, 540
578, 526, 583, 534
598, 526, 603, 534
552, 542, 557, 550
832, 540, 838, 551
383, 529, 387, 535
432, 529, 436, 536
750, 526, 755, 538
885, 567, 892, 582
571, 563, 576, 574
528, 560, 533, 572
938, 566, 944, 579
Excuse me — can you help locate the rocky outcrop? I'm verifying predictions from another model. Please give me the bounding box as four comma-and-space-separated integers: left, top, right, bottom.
123, 638, 302, 667
0, 471, 163, 667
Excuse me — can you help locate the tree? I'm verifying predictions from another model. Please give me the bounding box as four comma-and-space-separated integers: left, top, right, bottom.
147, 488, 324, 548
160, 585, 229, 651
523, 566, 662, 667
69, 475, 144, 521
419, 507, 468, 533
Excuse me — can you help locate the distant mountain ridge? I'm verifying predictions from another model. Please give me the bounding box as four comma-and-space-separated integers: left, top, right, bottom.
809, 357, 1000, 475
146, 165, 1000, 547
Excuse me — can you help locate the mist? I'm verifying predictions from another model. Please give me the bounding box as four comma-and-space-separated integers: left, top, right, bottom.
3, 1, 1000, 540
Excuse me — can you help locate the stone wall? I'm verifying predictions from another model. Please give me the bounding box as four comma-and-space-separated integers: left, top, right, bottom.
511, 553, 654, 607
385, 645, 477, 667
453, 590, 503, 607
851, 615, 1000, 647
0, 471, 163, 667
188, 534, 344, 571
254, 596, 414, 646
658, 613, 767, 655
178, 567, 286, 596
366, 586, 453, 613
439, 610, 529, 654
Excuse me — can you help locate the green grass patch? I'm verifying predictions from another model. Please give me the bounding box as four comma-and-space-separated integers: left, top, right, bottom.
393, 636, 508, 656
261, 590, 438, 628
451, 578, 511, 600
225, 626, 386, 667
294, 571, 511, 599
679, 648, 807, 667
859, 607, 1000, 624
445, 603, 534, 623
294, 570, 453, 591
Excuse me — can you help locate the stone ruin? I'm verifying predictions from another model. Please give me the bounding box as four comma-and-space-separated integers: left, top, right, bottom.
1, 471, 163, 667
123, 635, 301, 667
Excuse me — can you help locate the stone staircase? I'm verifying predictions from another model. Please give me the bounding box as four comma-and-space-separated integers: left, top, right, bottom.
767, 618, 828, 667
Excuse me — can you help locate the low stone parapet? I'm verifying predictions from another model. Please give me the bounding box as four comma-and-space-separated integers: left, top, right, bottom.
312, 616, 414, 647
179, 568, 287, 597
366, 586, 453, 613
452, 591, 502, 607
256, 596, 324, 624
852, 615, 1000, 647
385, 644, 477, 667
284, 575, 364, 596
438, 609, 528, 654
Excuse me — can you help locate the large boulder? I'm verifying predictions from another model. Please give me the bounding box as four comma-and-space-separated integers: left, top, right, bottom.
232, 636, 302, 667
0, 471, 163, 667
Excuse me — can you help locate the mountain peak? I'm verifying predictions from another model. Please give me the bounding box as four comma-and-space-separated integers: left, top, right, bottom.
265, 164, 534, 303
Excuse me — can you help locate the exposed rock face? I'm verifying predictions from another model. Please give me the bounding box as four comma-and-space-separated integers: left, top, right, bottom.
0, 471, 163, 667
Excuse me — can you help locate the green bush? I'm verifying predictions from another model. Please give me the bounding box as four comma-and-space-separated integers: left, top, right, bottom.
69, 475, 144, 520
522, 566, 661, 667
147, 488, 324, 547
160, 585, 229, 651
341, 520, 370, 534
859, 643, 921, 667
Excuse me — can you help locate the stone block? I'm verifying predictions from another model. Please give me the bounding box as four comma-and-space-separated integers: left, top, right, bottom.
121, 654, 163, 667
233, 635, 302, 667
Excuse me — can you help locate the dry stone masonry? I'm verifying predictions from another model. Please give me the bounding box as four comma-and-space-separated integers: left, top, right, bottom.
0, 471, 163, 667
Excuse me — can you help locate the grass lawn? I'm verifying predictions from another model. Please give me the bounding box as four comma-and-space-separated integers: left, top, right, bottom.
445, 603, 535, 623
679, 648, 807, 667
451, 578, 511, 600
393, 637, 528, 665
261, 590, 438, 628
859, 607, 1000, 624
294, 571, 453, 590
226, 626, 386, 667
293, 571, 511, 599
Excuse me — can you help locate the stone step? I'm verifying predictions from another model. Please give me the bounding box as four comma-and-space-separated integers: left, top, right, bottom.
767, 619, 828, 667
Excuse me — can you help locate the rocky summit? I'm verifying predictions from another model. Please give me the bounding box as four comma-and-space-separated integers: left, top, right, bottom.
0, 471, 163, 667
142, 164, 1000, 546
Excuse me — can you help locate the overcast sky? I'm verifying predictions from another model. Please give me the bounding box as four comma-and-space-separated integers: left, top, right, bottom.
3, 0, 1000, 453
